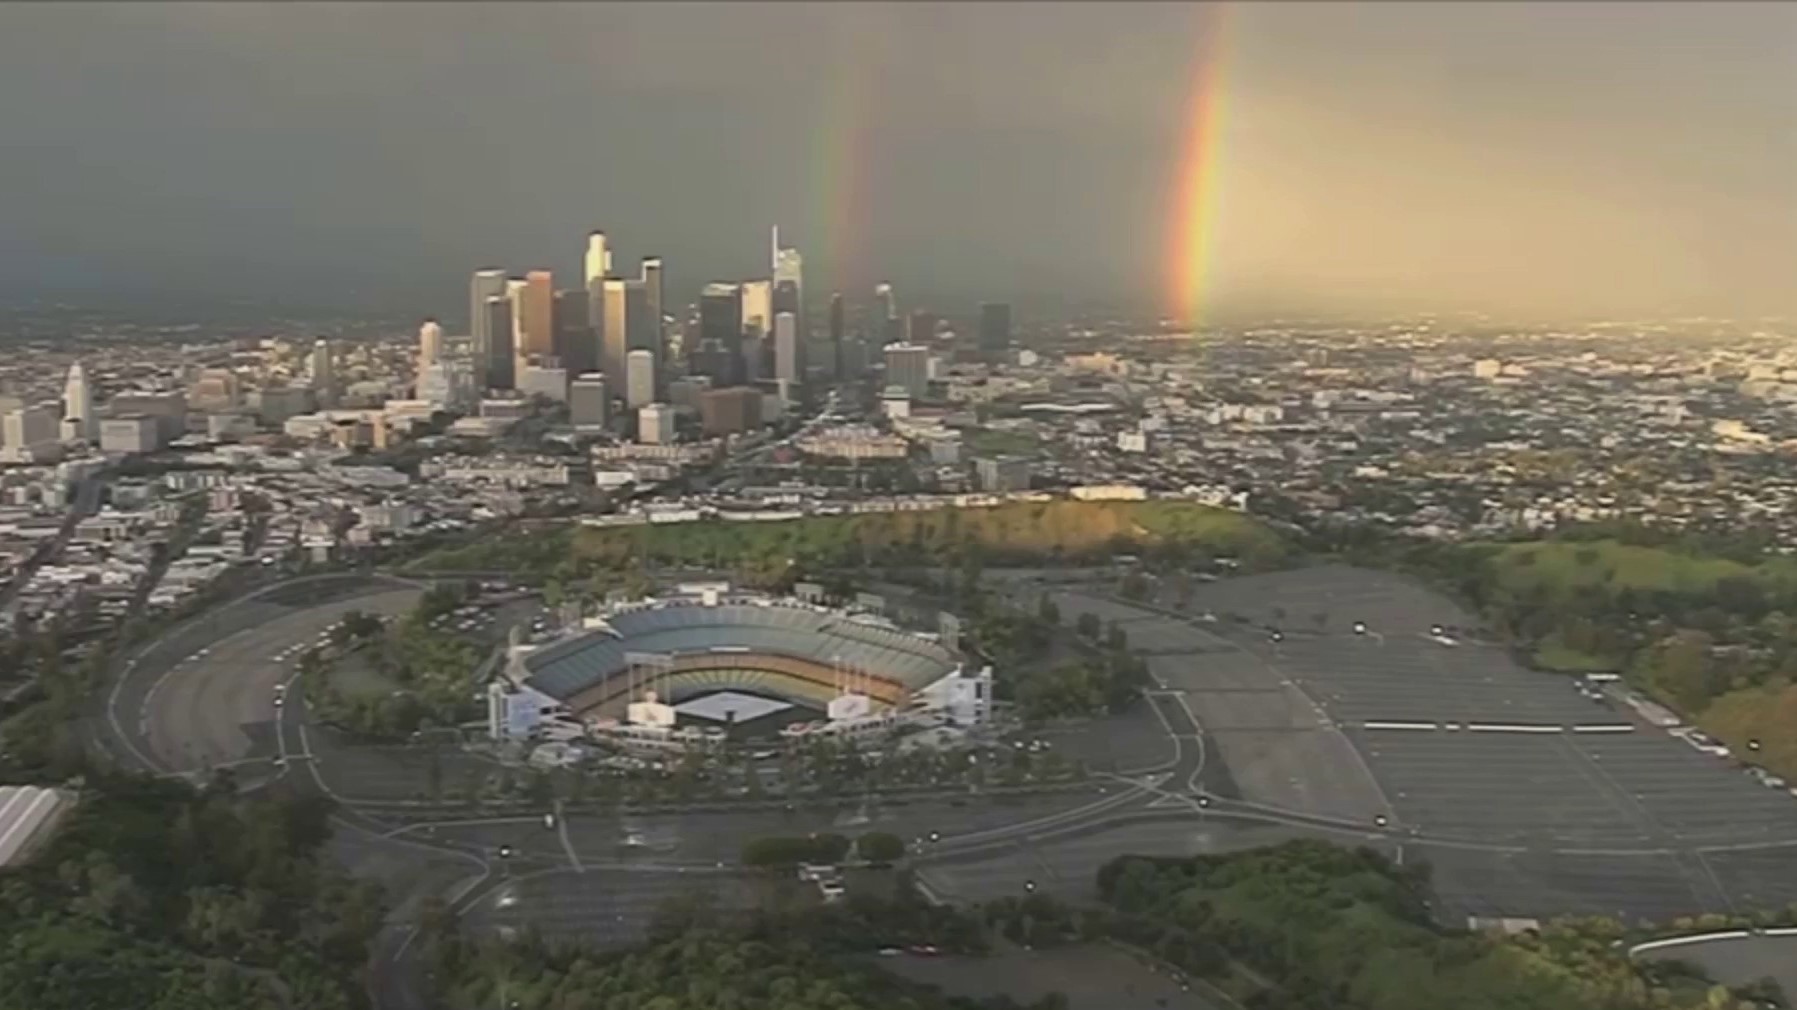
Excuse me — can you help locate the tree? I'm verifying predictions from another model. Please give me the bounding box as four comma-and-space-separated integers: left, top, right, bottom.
857, 832, 906, 864
1038, 595, 1061, 627
1075, 613, 1102, 640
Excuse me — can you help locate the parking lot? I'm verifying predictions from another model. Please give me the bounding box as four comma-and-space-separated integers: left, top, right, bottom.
464, 866, 752, 946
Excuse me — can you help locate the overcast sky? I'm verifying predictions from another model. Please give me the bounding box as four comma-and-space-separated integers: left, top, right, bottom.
0, 2, 1791, 323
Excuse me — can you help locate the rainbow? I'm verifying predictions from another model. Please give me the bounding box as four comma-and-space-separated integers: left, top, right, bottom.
812, 26, 878, 292
1165, 3, 1237, 326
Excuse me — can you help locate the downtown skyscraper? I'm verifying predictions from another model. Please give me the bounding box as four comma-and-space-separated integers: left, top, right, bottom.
469, 268, 508, 390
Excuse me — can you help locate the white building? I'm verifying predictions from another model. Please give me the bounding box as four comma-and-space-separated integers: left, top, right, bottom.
638, 403, 675, 446
518, 364, 569, 403
62, 363, 96, 442
99, 416, 160, 454
625, 349, 656, 410
417, 319, 444, 371
774, 311, 801, 386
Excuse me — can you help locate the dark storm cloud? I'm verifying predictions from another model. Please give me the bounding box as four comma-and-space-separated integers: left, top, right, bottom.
0, 2, 1790, 321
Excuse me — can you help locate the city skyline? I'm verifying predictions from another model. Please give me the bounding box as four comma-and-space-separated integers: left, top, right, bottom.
0, 3, 1791, 322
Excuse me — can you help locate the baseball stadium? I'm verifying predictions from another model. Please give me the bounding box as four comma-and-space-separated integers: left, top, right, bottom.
487, 587, 991, 743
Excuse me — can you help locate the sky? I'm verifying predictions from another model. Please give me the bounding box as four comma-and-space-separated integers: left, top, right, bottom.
0, 2, 1791, 324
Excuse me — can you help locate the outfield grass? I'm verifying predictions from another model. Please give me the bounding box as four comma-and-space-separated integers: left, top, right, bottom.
412, 500, 1286, 576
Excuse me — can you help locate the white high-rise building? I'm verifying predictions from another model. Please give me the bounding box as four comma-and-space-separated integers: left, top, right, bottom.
774, 311, 801, 387
469, 269, 509, 390
310, 339, 337, 408
417, 360, 476, 411
638, 402, 675, 445
625, 349, 657, 410
584, 231, 612, 285
3, 403, 60, 451
418, 319, 444, 371
62, 362, 96, 441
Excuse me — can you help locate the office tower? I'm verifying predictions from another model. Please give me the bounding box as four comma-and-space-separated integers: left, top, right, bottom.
978, 302, 1012, 360
884, 343, 930, 398
417, 360, 475, 411
98, 416, 159, 455
624, 280, 654, 354
694, 283, 743, 386
517, 363, 569, 403
62, 362, 96, 441
827, 293, 845, 380
773, 226, 802, 286
907, 309, 936, 344
772, 226, 804, 352
481, 295, 515, 390
553, 289, 594, 374
569, 373, 608, 428
3, 403, 59, 450
187, 368, 242, 413
107, 390, 187, 445
468, 269, 509, 390
310, 339, 336, 408
640, 256, 664, 356
518, 270, 555, 361
740, 279, 772, 339
874, 281, 896, 317
637, 403, 675, 445
773, 278, 801, 336
699, 386, 762, 436
256, 385, 314, 425
599, 278, 630, 401
418, 319, 444, 371
584, 231, 612, 284
668, 376, 710, 413
774, 311, 802, 388
626, 348, 656, 409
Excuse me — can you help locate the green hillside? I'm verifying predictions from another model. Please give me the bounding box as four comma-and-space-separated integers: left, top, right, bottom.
415, 499, 1287, 578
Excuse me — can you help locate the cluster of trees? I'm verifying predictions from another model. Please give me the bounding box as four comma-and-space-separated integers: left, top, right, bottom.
0, 775, 384, 1010
740, 830, 907, 867
0, 615, 113, 780
1013, 653, 1150, 723
1094, 839, 1769, 1010
414, 884, 1000, 1010
302, 596, 483, 741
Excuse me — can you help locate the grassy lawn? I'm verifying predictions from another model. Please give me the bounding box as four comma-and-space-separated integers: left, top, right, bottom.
1485, 540, 1797, 597
964, 429, 1041, 456
1697, 682, 1797, 781
1530, 632, 1621, 673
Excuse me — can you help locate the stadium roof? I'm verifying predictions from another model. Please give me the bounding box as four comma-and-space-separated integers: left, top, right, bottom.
0, 785, 70, 868
523, 599, 959, 701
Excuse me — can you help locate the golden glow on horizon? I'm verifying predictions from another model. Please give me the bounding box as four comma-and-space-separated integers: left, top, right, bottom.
1165, 4, 1234, 325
